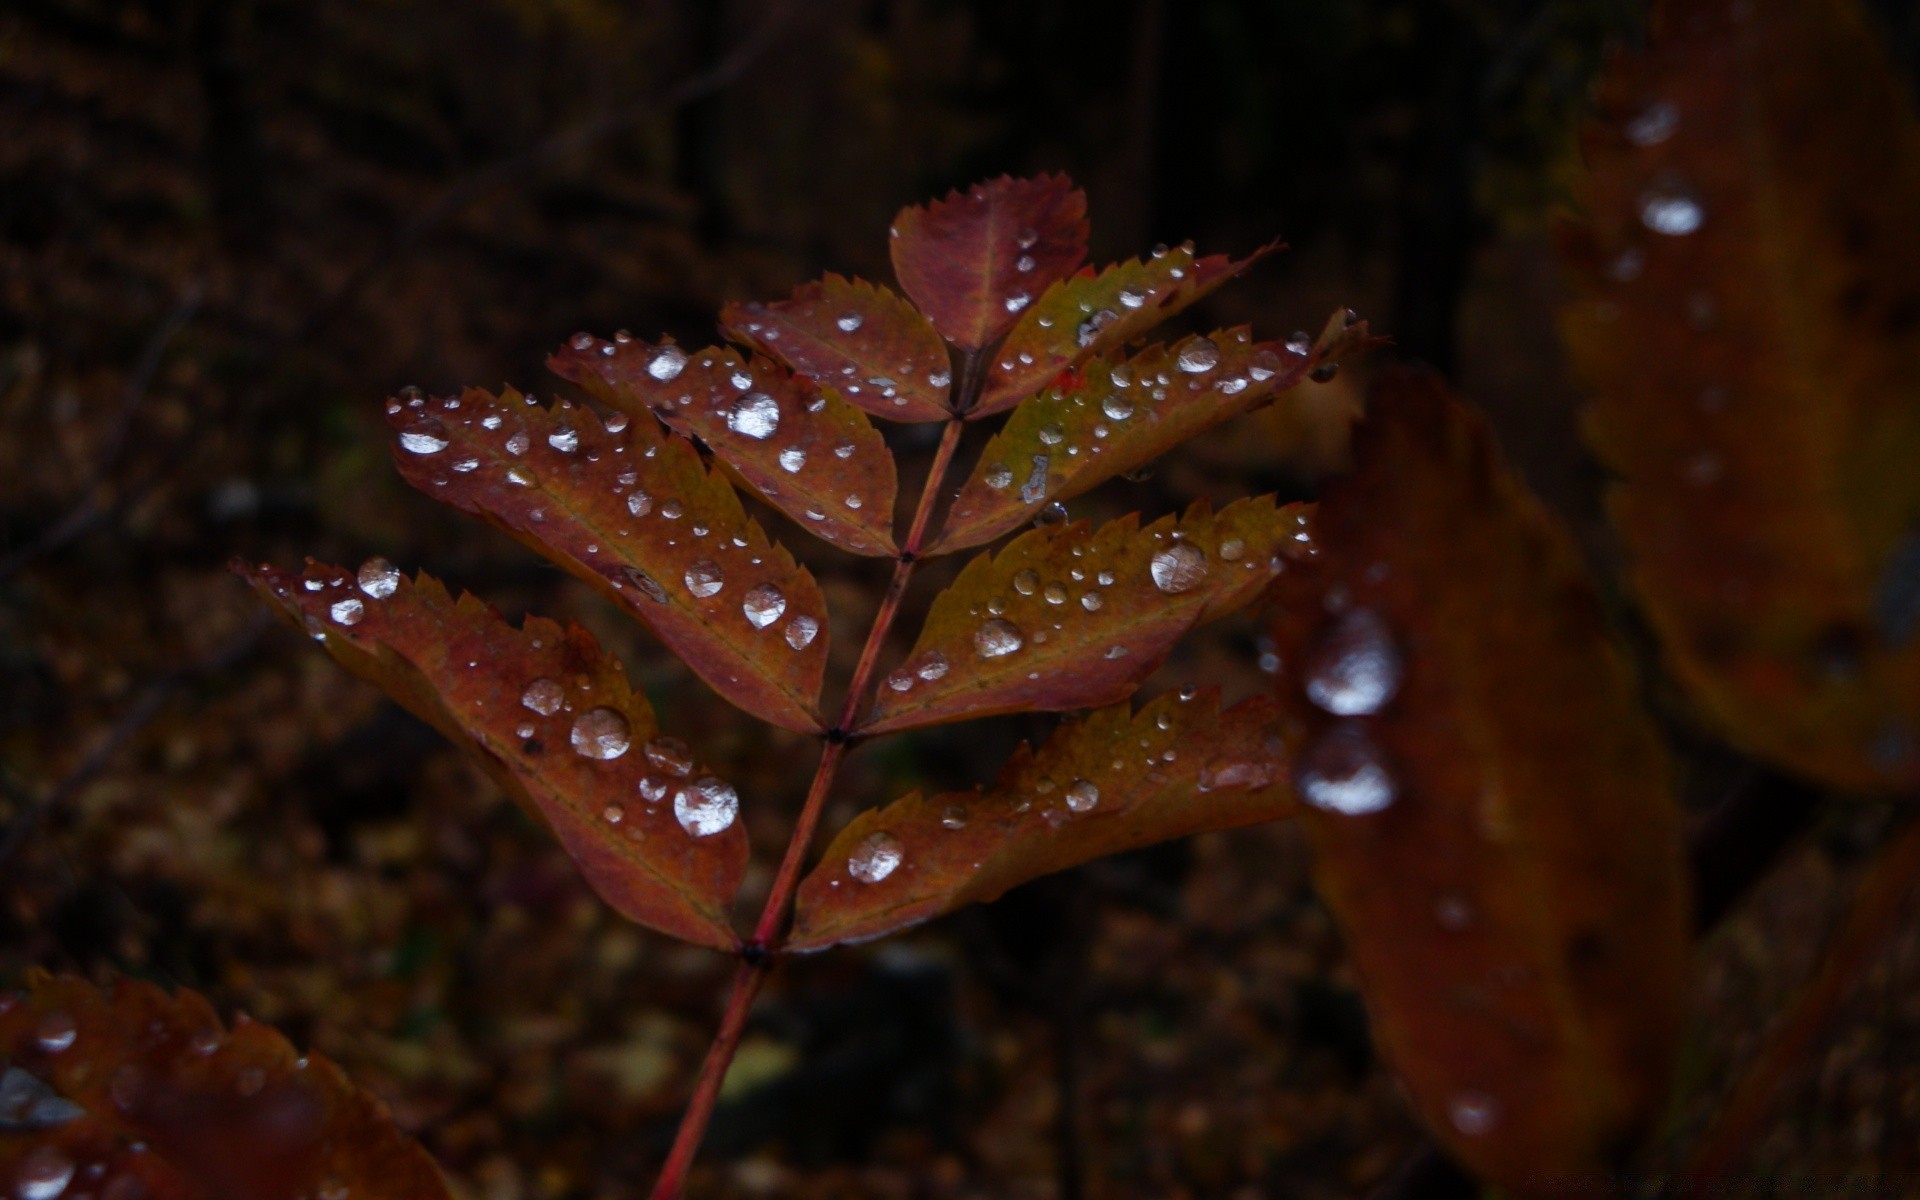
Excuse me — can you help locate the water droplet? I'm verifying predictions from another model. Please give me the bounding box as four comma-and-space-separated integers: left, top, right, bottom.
984, 463, 1015, 490
917, 652, 949, 681
16, 1145, 74, 1200
779, 448, 806, 473
521, 678, 565, 716
1064, 779, 1099, 813
1034, 502, 1068, 527
1639, 175, 1704, 235
1624, 99, 1679, 146
1295, 723, 1396, 815
1448, 1091, 1501, 1137
1009, 568, 1041, 596
785, 615, 820, 649
743, 583, 787, 629
661, 500, 684, 520
547, 426, 579, 453
1304, 608, 1403, 716
570, 332, 594, 351
1150, 543, 1208, 593
844, 494, 863, 509
1038, 424, 1065, 446
398, 419, 449, 455
1043, 582, 1068, 605
835, 312, 863, 333
675, 777, 738, 837
1218, 538, 1245, 563
1076, 309, 1118, 347
685, 561, 725, 598
974, 618, 1024, 658
34, 1013, 76, 1054
357, 558, 400, 598
1176, 337, 1220, 373
1016, 227, 1040, 248
848, 831, 903, 883
624, 489, 654, 518
648, 346, 688, 381
632, 737, 691, 778
940, 805, 967, 830
329, 597, 364, 626
570, 707, 632, 760
727, 392, 781, 440
602, 803, 624, 824
1102, 393, 1134, 420
1005, 292, 1031, 313
1080, 592, 1103, 611
1117, 287, 1147, 309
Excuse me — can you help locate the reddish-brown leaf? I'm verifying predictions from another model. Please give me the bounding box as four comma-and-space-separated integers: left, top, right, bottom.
550, 336, 899, 557
888, 174, 1089, 351
0, 973, 451, 1200
789, 689, 1294, 950
1265, 371, 1688, 1189
719, 275, 955, 423
859, 495, 1312, 735
1559, 0, 1920, 792
385, 387, 828, 732
241, 560, 749, 949
971, 241, 1277, 417
934, 320, 1369, 553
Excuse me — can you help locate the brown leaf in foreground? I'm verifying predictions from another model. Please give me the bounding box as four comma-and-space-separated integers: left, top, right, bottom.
860, 495, 1311, 735
720, 275, 955, 423
0, 973, 451, 1200
790, 690, 1293, 950
1559, 0, 1920, 791
1266, 370, 1688, 1190
889, 173, 1089, 351
242, 561, 748, 949
385, 388, 828, 733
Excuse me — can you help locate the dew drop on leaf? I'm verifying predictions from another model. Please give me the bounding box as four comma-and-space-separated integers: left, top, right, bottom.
1638, 175, 1704, 235
1064, 779, 1100, 813
1176, 337, 1220, 373
1624, 99, 1679, 146
848, 831, 903, 883
648, 345, 688, 381
1448, 1091, 1501, 1137
675, 777, 738, 837
940, 805, 967, 830
1149, 543, 1208, 593
570, 707, 632, 760
1296, 722, 1396, 815
34, 1013, 76, 1053
1005, 291, 1031, 313
627, 490, 653, 517
684, 560, 725, 598
727, 392, 781, 440
504, 430, 530, 456
644, 736, 694, 777
1102, 393, 1134, 421
778, 448, 806, 473
743, 583, 787, 629
521, 678, 565, 716
1117, 287, 1147, 309
398, 419, 449, 455
16, 1146, 74, 1200
973, 618, 1024, 658
917, 652, 949, 681
785, 614, 820, 650
1038, 424, 1065, 446
357, 557, 400, 598
329, 596, 364, 626
836, 312, 863, 332
1304, 608, 1403, 716
984, 464, 1015, 490
547, 426, 579, 453
1013, 568, 1040, 595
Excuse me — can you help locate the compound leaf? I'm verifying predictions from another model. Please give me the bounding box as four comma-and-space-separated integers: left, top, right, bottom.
889, 173, 1088, 351
719, 275, 955, 422
1559, 0, 1920, 792
550, 336, 899, 557
860, 495, 1310, 735
972, 241, 1277, 418
386, 388, 828, 732
242, 561, 749, 950
935, 320, 1369, 553
0, 973, 451, 1200
789, 690, 1294, 950
1265, 370, 1688, 1189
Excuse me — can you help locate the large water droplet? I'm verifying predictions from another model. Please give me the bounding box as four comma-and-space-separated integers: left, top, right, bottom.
547, 426, 579, 453
1102, 393, 1134, 421
1064, 779, 1099, 813
1150, 543, 1208, 593
675, 777, 738, 837
398, 419, 449, 455
1639, 175, 1704, 235
778, 448, 806, 473
917, 652, 949, 681
627, 490, 653, 517
848, 831, 903, 883
570, 707, 632, 760
1295, 723, 1396, 815
329, 597, 364, 626
836, 312, 863, 333
684, 560, 725, 598
16, 1145, 75, 1200
357, 557, 400, 598
648, 346, 688, 381
1304, 608, 1403, 716
743, 583, 787, 629
785, 614, 820, 649
521, 678, 565, 716
984, 463, 1014, 490
974, 618, 1024, 658
1176, 337, 1220, 373
727, 392, 781, 440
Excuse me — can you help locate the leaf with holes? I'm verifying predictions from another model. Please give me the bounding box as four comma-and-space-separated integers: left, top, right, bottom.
0, 973, 451, 1200
386, 388, 827, 732
972, 241, 1278, 417
241, 561, 749, 949
550, 336, 898, 557
935, 320, 1368, 553
790, 689, 1294, 950
889, 173, 1088, 351
860, 495, 1310, 735
719, 275, 954, 422
1264, 370, 1688, 1189
1558, 0, 1920, 792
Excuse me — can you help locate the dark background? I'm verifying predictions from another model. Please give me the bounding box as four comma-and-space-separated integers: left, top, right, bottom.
6, 1, 1920, 1196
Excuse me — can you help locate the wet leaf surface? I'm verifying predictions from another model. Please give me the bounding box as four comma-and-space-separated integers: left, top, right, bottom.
791, 690, 1294, 950
861, 495, 1311, 735
720, 274, 955, 423
888, 173, 1088, 351
550, 336, 898, 557
242, 561, 749, 949
1558, 0, 1920, 792
935, 320, 1369, 553
972, 242, 1276, 418
384, 387, 828, 732
1265, 370, 1689, 1189
0, 973, 452, 1200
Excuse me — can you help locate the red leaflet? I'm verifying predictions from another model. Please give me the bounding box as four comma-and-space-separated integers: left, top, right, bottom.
242, 561, 750, 949
888, 173, 1089, 351
719, 275, 954, 423
789, 690, 1294, 951
550, 336, 898, 557
0, 973, 451, 1200
859, 496, 1312, 735
971, 242, 1277, 418
1265, 371, 1688, 1188
385, 387, 828, 732
934, 321, 1368, 553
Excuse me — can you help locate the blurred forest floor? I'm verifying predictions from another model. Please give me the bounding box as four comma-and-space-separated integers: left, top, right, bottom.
5, 0, 1920, 1195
